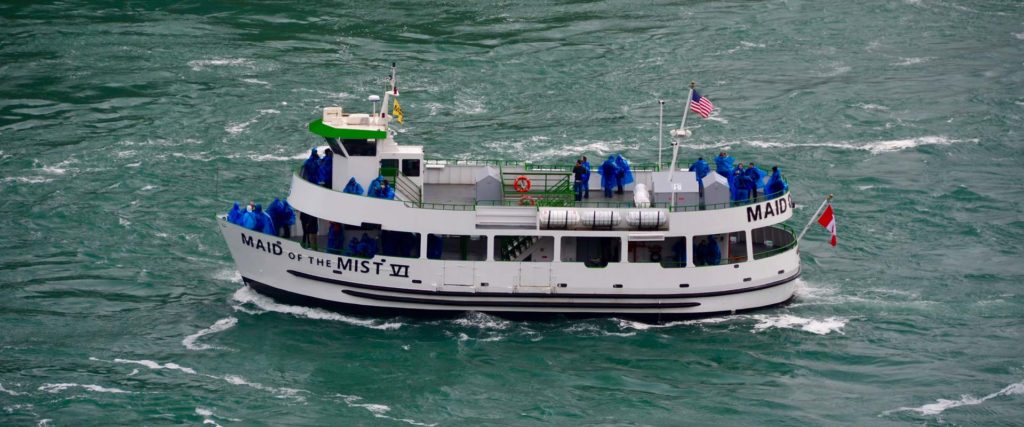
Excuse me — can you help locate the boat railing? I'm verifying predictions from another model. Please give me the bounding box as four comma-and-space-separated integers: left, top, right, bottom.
393, 170, 422, 204
292, 167, 790, 213
752, 224, 798, 260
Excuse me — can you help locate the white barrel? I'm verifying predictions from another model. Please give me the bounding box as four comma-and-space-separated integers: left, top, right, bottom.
579, 210, 621, 228
633, 183, 651, 208
625, 210, 667, 229
539, 209, 580, 229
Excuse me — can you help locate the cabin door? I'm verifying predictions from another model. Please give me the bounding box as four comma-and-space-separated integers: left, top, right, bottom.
442, 261, 475, 290
519, 263, 551, 289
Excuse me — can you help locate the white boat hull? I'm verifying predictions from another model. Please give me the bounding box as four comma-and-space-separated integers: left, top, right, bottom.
219, 219, 800, 321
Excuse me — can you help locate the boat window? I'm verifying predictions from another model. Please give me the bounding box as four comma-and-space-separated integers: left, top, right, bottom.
320, 222, 419, 259
692, 232, 747, 266
494, 236, 554, 262
341, 139, 376, 156
628, 237, 686, 267
752, 226, 795, 260
401, 159, 420, 177
560, 236, 621, 267
427, 234, 487, 261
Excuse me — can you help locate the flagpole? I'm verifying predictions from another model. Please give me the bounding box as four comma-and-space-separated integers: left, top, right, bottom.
658, 99, 664, 169
797, 194, 833, 242
667, 82, 695, 182
678, 81, 695, 130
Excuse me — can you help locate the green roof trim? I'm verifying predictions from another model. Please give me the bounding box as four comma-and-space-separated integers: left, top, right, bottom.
308, 119, 387, 139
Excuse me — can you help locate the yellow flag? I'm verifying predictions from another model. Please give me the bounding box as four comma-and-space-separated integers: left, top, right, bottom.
392, 99, 404, 124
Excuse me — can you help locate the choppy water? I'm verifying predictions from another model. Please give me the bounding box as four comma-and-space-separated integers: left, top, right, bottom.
2, 0, 1023, 425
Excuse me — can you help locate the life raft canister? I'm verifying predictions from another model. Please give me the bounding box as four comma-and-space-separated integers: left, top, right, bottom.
513, 175, 532, 193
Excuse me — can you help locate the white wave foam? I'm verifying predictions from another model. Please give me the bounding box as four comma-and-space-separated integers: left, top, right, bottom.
196, 407, 241, 426
857, 185, 875, 190
105, 357, 198, 374
225, 118, 257, 135
118, 217, 131, 228
258, 109, 279, 114
453, 97, 485, 115
231, 286, 403, 330
182, 317, 238, 350
0, 383, 27, 396
213, 269, 242, 284
451, 312, 510, 330
247, 151, 309, 162
188, 58, 252, 71
95, 356, 308, 401
3, 176, 53, 184
733, 136, 975, 154
750, 314, 847, 335
38, 383, 131, 394
886, 380, 1024, 416
242, 78, 270, 85
338, 395, 437, 426
566, 323, 636, 337
37, 419, 50, 427
616, 316, 732, 331
893, 57, 932, 66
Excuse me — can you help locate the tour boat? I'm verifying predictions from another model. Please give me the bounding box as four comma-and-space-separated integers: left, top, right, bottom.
218, 65, 803, 322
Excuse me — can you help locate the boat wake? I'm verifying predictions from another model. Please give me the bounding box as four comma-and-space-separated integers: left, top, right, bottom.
679, 136, 976, 155
38, 383, 131, 394
230, 286, 404, 330
182, 317, 238, 351
883, 379, 1024, 416
616, 312, 848, 335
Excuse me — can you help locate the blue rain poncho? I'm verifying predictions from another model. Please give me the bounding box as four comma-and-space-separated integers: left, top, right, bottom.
318, 152, 333, 187
765, 168, 788, 199
253, 204, 275, 235
368, 176, 383, 197
327, 223, 344, 253
345, 238, 360, 256
714, 154, 734, 178
301, 149, 320, 182
342, 177, 365, 195
581, 159, 591, 182
688, 158, 710, 181
240, 206, 258, 230
266, 198, 295, 229
732, 170, 752, 202
706, 238, 721, 265
227, 202, 242, 225
746, 166, 767, 190
598, 156, 618, 190
358, 233, 378, 258
671, 239, 687, 264
613, 154, 634, 186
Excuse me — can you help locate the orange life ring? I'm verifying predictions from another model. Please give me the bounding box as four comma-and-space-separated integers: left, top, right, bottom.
513, 175, 532, 193
519, 195, 536, 206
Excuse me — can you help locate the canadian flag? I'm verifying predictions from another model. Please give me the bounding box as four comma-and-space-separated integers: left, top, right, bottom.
817, 204, 837, 247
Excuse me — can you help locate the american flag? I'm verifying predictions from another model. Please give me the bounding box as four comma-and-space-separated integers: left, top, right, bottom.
689, 90, 714, 118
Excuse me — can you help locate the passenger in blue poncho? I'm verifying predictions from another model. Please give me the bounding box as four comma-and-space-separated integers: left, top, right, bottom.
705, 237, 722, 265
266, 198, 295, 238
368, 176, 383, 198
253, 204, 275, 235
598, 156, 618, 198
240, 203, 258, 230
765, 166, 788, 199
358, 233, 378, 258
581, 156, 591, 199
714, 151, 734, 178
342, 177, 364, 195
301, 149, 320, 182
731, 169, 752, 204
380, 180, 395, 199
345, 237, 360, 256
326, 222, 344, 254
613, 154, 633, 194
688, 157, 710, 181
745, 162, 767, 200
317, 149, 333, 188
300, 212, 318, 250
227, 202, 242, 225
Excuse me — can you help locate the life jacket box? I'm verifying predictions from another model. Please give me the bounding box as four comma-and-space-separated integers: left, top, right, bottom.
474, 166, 502, 202
650, 171, 699, 209
701, 173, 731, 206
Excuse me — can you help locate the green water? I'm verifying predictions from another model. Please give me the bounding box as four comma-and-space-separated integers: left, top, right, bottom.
2, 0, 1023, 425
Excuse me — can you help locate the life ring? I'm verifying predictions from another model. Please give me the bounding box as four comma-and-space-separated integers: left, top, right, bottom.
649, 246, 662, 262
519, 195, 536, 206
513, 175, 532, 193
